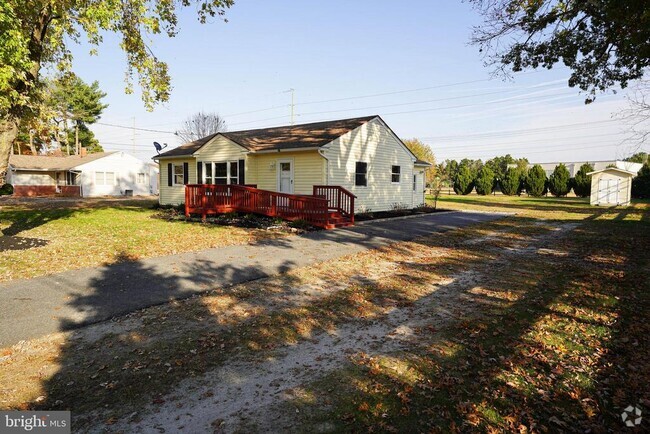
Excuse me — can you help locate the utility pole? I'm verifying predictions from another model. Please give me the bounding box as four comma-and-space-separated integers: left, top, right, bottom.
75, 123, 79, 155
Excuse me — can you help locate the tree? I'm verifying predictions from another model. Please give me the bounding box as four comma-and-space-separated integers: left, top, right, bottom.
445, 160, 460, 183
15, 74, 107, 154
453, 164, 475, 195
177, 111, 227, 143
474, 165, 495, 195
573, 163, 594, 198
469, 0, 650, 102
526, 165, 547, 197
625, 152, 649, 164
485, 154, 515, 182
0, 0, 234, 183
403, 138, 436, 186
632, 163, 650, 199
501, 167, 523, 196
548, 164, 571, 197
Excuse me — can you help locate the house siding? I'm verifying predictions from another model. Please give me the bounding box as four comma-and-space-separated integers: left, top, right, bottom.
323, 118, 416, 212
159, 157, 197, 205
11, 171, 56, 186
75, 152, 155, 197
247, 151, 325, 194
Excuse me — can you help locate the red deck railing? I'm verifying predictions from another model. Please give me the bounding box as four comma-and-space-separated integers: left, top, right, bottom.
185, 184, 335, 227
313, 185, 356, 224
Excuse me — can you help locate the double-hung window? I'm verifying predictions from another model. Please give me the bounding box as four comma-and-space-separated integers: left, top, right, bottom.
95, 171, 115, 186
391, 165, 401, 183
355, 162, 367, 187
173, 165, 184, 185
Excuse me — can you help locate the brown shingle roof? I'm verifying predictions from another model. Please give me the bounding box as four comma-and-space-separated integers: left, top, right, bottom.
9, 152, 116, 171
155, 116, 378, 158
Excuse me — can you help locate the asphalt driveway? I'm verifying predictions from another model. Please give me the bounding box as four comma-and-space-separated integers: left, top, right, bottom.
0, 211, 504, 347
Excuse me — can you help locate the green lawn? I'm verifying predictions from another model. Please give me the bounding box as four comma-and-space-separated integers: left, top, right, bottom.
0, 199, 283, 282
430, 193, 650, 221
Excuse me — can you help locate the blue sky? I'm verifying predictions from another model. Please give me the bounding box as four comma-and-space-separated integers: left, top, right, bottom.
68, 0, 641, 163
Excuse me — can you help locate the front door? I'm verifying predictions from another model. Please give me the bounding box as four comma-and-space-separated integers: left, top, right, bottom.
277, 160, 293, 193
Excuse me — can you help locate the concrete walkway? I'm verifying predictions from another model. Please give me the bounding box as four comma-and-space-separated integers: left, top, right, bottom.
0, 211, 504, 347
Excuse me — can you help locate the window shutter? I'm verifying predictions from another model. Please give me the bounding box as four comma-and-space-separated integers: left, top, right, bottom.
197, 161, 203, 184
183, 162, 189, 184
167, 163, 172, 187
238, 160, 245, 185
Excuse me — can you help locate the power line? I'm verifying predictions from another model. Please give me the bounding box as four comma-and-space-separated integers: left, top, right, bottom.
420, 119, 620, 141
439, 140, 622, 156
95, 122, 175, 134
431, 131, 625, 151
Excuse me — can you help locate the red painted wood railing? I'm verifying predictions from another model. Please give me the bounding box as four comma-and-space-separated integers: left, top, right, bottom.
185, 184, 331, 227
313, 185, 356, 224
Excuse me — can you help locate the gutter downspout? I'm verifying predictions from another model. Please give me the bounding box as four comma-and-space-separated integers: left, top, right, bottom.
318, 148, 329, 185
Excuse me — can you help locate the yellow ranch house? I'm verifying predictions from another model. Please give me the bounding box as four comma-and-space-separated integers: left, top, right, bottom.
154, 116, 431, 221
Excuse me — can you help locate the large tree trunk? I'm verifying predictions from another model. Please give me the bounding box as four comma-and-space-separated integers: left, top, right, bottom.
0, 117, 20, 185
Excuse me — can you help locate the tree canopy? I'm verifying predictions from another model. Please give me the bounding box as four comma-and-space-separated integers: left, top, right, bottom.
548, 163, 571, 197
469, 0, 650, 101
573, 163, 594, 198
403, 138, 436, 186
0, 0, 234, 182
526, 165, 547, 197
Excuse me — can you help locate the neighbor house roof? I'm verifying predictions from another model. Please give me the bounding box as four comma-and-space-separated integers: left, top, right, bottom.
414, 159, 433, 166
155, 115, 379, 158
9, 152, 116, 171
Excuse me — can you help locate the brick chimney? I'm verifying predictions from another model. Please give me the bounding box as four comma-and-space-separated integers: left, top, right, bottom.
80, 147, 87, 157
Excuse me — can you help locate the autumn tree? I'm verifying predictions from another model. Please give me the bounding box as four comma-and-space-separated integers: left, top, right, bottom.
177, 111, 227, 143
469, 0, 650, 102
0, 0, 234, 183
403, 138, 436, 186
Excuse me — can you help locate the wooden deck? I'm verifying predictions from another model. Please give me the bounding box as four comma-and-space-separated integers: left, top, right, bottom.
185, 184, 355, 229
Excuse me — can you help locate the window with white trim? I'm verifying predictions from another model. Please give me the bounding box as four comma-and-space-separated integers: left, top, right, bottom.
391, 165, 401, 183
95, 171, 115, 186
355, 162, 367, 187
173, 164, 184, 185
203, 161, 239, 185
137, 173, 146, 184
413, 174, 417, 191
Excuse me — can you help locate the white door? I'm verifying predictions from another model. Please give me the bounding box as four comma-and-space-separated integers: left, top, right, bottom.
277, 160, 293, 193
598, 179, 619, 204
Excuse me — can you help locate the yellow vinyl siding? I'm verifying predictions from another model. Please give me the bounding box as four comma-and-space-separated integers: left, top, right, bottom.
194, 136, 247, 162
247, 151, 325, 194
159, 158, 196, 205
323, 118, 416, 212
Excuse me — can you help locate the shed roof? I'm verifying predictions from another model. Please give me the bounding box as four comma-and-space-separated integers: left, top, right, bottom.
9, 152, 116, 171
155, 115, 379, 158
587, 167, 637, 177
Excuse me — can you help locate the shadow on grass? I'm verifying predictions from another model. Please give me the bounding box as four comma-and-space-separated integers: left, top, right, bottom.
18, 205, 647, 432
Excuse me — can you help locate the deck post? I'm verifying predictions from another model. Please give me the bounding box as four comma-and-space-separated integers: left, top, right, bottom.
185, 186, 190, 217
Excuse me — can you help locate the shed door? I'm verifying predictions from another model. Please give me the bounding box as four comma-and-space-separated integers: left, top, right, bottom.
598, 178, 619, 204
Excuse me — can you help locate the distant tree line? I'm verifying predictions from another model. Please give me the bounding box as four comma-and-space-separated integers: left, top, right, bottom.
436, 152, 650, 199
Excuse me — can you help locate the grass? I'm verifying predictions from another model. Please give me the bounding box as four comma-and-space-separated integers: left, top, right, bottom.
0, 195, 648, 432
0, 198, 285, 281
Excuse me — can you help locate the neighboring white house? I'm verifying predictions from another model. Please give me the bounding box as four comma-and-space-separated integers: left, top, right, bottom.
528, 160, 643, 177
7, 151, 158, 197
587, 167, 636, 206
153, 115, 431, 212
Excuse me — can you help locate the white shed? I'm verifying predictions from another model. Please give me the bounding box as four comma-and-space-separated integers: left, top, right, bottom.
587, 167, 636, 206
